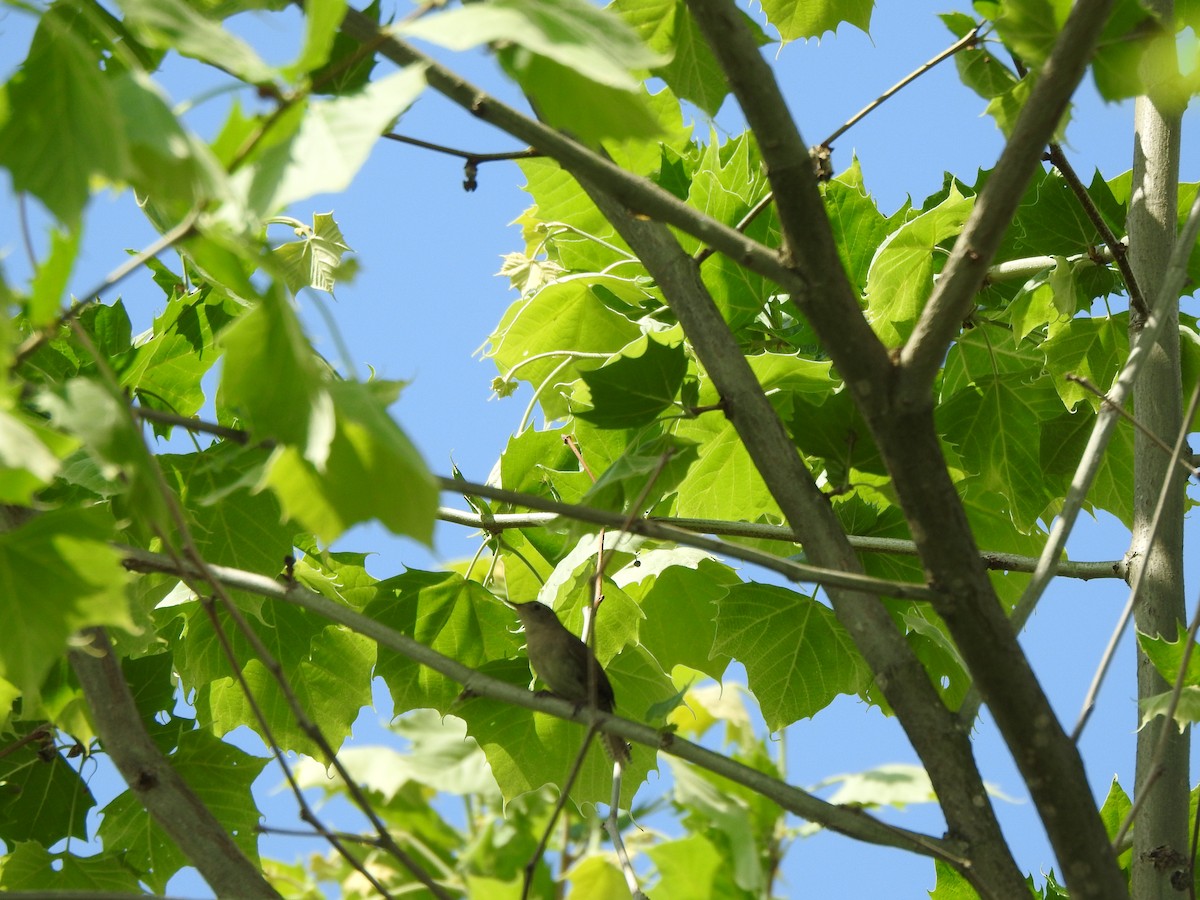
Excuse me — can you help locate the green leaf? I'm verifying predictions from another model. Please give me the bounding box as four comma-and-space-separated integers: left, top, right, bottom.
0, 842, 140, 893
404, 0, 669, 90
812, 763, 939, 809
116, 0, 277, 84
96, 728, 267, 891
112, 70, 233, 216
1042, 316, 1128, 411
760, 0, 872, 41
982, 0, 1072, 67
0, 726, 95, 847
865, 185, 974, 345
459, 643, 674, 807
368, 571, 522, 714
822, 159, 891, 293
271, 212, 353, 293
645, 834, 750, 900
1139, 686, 1200, 732
614, 552, 736, 681
36, 378, 170, 530
0, 409, 66, 504
666, 758, 771, 893
583, 431, 700, 518
712, 583, 871, 730
286, 0, 348, 80
158, 444, 292, 574
0, 8, 130, 223
117, 288, 231, 423
201, 610, 376, 755
264, 379, 437, 545
929, 858, 982, 899
673, 414, 781, 522
504, 52, 663, 145
1098, 777, 1133, 864
241, 66, 427, 217
309, 0, 380, 95
943, 13, 1020, 100
939, 375, 1057, 530
613, 0, 755, 116
488, 280, 643, 420
217, 283, 335, 465
577, 336, 687, 428
515, 157, 631, 272
0, 509, 132, 697
28, 224, 81, 327
1138, 622, 1200, 687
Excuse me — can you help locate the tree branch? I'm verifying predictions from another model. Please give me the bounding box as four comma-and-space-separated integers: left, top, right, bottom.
436, 478, 937, 600
69, 629, 282, 900
338, 7, 808, 299
437, 506, 1126, 580
682, 0, 893, 399
898, 0, 1117, 400
116, 545, 966, 867
574, 182, 1027, 898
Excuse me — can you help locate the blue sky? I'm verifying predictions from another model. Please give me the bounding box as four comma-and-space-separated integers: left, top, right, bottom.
2, 1, 1199, 896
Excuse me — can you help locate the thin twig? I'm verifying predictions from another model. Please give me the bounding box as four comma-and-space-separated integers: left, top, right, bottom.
1072, 383, 1200, 742
118, 544, 970, 865
1011, 183, 1200, 630
521, 724, 601, 900
68, 321, 449, 900
134, 406, 251, 444
13, 212, 198, 367
439, 476, 939, 601
382, 132, 537, 163
438, 506, 1124, 579
821, 22, 986, 150
1045, 143, 1148, 318
693, 21, 985, 265
1065, 374, 1199, 479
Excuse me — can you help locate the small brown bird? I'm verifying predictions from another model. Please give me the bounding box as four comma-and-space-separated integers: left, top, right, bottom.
510, 601, 630, 765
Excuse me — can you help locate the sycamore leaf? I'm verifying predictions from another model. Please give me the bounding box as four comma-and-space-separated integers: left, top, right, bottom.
116, 0, 277, 84
28, 225, 80, 327
286, 0, 348, 81
613, 0, 766, 116
1139, 623, 1200, 688
0, 9, 129, 223
939, 375, 1057, 530
240, 66, 426, 217
614, 553, 737, 681
0, 509, 132, 698
576, 337, 687, 428
504, 52, 663, 145
265, 380, 436, 545
1139, 687, 1200, 733
488, 280, 642, 420
217, 284, 336, 466
673, 414, 781, 522
0, 409, 66, 504
865, 186, 974, 345
403, 0, 669, 91
645, 835, 744, 900
367, 570, 520, 715
271, 212, 354, 294
0, 842, 139, 893
760, 0, 872, 41
458, 644, 675, 807
0, 727, 94, 846
712, 583, 871, 730
96, 727, 267, 892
